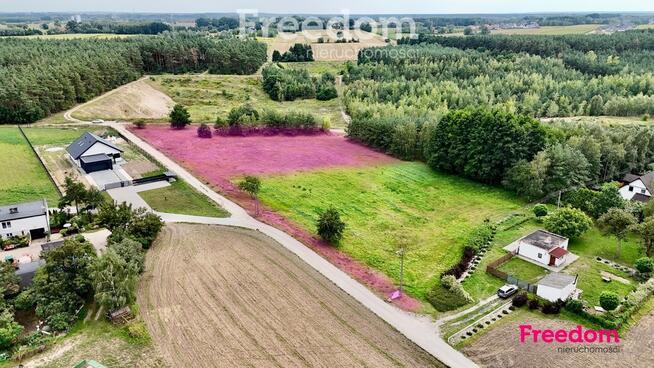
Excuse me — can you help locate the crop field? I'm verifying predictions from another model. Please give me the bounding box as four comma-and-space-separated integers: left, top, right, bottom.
461, 307, 654, 368
493, 24, 600, 35
257, 162, 525, 300
138, 224, 444, 367
151, 74, 348, 128
0, 126, 60, 206
269, 29, 388, 61
71, 79, 175, 122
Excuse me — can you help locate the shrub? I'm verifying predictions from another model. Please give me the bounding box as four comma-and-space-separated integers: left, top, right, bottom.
228, 103, 259, 125
215, 116, 227, 128
565, 300, 584, 315
169, 104, 191, 128
635, 257, 654, 274
197, 123, 212, 138
316, 208, 346, 244
133, 119, 147, 129
599, 291, 620, 311
427, 279, 473, 312
528, 298, 540, 310
440, 275, 457, 290
533, 204, 548, 218
541, 300, 563, 314
442, 246, 477, 279
321, 116, 331, 130
316, 83, 338, 101
512, 291, 528, 307
544, 207, 593, 239
13, 289, 35, 311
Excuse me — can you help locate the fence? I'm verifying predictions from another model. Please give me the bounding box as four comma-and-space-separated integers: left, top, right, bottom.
132, 171, 177, 186
486, 252, 538, 293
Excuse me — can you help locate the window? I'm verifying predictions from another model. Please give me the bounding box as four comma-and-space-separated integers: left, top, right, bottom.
642, 189, 647, 194
8, 207, 17, 214
537, 253, 542, 259
1, 221, 10, 229
629, 186, 634, 192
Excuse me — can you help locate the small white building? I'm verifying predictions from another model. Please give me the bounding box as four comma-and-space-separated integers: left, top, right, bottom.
619, 172, 654, 202
66, 132, 123, 173
537, 272, 578, 302
0, 199, 50, 240
515, 230, 570, 268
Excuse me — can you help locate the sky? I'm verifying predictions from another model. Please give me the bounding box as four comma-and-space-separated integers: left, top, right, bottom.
3, 0, 654, 14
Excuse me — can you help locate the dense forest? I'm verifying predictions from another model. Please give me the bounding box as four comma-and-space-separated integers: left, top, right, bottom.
0, 33, 267, 124
346, 32, 654, 199
64, 20, 172, 35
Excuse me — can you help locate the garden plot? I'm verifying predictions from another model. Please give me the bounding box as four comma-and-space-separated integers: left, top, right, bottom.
138, 224, 444, 368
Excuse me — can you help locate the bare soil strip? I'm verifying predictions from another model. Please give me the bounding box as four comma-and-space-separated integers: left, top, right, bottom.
138, 224, 443, 368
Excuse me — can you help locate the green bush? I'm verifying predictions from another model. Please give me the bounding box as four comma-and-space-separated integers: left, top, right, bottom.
13, 289, 35, 311
565, 299, 584, 313
635, 257, 654, 274
533, 204, 548, 218
599, 291, 620, 311
427, 283, 472, 312
316, 207, 346, 244
512, 291, 528, 307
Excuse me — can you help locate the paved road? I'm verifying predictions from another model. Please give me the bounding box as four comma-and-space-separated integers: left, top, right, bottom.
107, 122, 478, 368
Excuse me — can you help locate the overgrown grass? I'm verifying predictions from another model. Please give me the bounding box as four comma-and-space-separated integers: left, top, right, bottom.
139, 180, 229, 217
151, 74, 347, 128
258, 162, 525, 300
280, 61, 347, 75
0, 126, 60, 206
497, 257, 549, 283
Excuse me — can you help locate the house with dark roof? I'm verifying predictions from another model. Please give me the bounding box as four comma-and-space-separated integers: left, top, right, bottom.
619, 171, 654, 202
537, 272, 578, 302
515, 230, 570, 268
66, 132, 123, 173
0, 199, 50, 240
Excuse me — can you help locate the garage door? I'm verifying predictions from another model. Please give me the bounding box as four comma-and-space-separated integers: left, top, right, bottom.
82, 159, 113, 173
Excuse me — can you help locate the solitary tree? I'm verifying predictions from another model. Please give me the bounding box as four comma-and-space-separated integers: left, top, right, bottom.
598, 208, 637, 259
316, 207, 346, 244
169, 104, 191, 129
544, 207, 592, 239
599, 291, 620, 311
238, 176, 262, 214
272, 50, 282, 62
60, 176, 87, 213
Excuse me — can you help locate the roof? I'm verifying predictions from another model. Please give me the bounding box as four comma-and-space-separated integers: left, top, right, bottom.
520, 230, 568, 251
538, 272, 577, 289
16, 260, 44, 289
74, 360, 108, 368
549, 246, 569, 258
632, 193, 651, 203
66, 132, 122, 160
0, 200, 48, 222
622, 171, 654, 194
80, 153, 112, 164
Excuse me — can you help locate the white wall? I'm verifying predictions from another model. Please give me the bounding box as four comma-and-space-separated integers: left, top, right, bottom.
81, 142, 121, 158
537, 283, 575, 302
517, 243, 549, 266
0, 215, 49, 239
619, 179, 651, 200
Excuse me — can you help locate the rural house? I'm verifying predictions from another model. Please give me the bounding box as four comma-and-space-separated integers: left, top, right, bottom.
515, 230, 570, 267
67, 132, 123, 173
536, 272, 578, 302
0, 199, 50, 240
619, 172, 654, 202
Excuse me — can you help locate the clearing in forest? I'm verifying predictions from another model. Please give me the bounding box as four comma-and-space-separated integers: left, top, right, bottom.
138, 224, 444, 368
270, 29, 388, 61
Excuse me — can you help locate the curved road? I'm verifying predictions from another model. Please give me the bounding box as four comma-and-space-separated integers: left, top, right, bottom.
64, 89, 478, 368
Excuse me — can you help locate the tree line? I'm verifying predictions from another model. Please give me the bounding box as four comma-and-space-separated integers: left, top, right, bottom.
262, 63, 337, 102
344, 44, 654, 121
64, 20, 172, 35
0, 33, 267, 124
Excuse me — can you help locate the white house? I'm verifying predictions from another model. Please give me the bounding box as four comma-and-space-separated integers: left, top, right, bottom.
0, 199, 50, 240
66, 132, 123, 173
619, 172, 654, 202
537, 272, 578, 302
515, 230, 570, 267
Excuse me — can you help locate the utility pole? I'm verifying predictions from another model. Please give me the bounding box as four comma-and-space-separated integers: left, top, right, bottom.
557, 190, 562, 209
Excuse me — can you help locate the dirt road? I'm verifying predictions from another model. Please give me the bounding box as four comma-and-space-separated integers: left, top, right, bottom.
138, 224, 444, 368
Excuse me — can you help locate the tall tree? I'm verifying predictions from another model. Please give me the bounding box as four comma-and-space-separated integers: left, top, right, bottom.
598, 208, 637, 259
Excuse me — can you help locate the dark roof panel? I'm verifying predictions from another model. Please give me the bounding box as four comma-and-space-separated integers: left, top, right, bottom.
0, 200, 48, 222
520, 230, 568, 250
66, 132, 122, 160
80, 153, 112, 164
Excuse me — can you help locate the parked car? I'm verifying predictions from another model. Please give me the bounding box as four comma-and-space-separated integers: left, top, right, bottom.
92, 119, 105, 124
497, 284, 519, 299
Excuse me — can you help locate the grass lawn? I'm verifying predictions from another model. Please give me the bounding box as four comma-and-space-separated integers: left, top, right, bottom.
0, 126, 60, 206
139, 180, 229, 217
21, 125, 104, 146
151, 74, 347, 128
565, 257, 636, 307
569, 226, 644, 266
493, 24, 599, 35
258, 161, 525, 300
497, 257, 548, 283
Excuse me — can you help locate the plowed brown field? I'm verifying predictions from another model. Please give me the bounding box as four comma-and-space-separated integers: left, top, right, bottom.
138, 224, 443, 368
